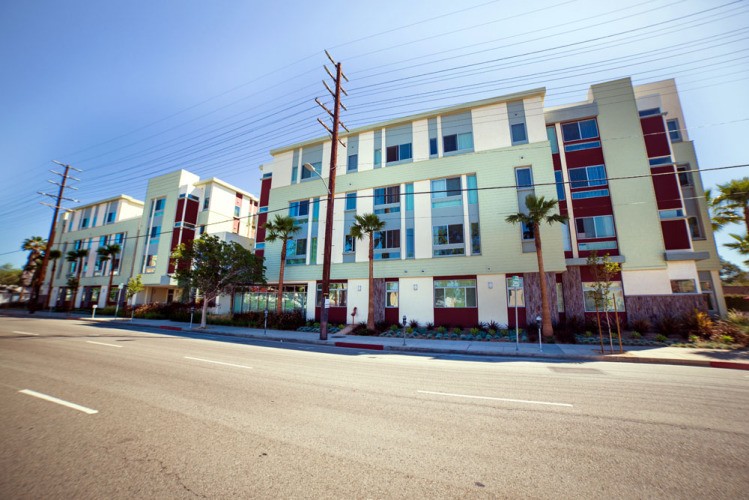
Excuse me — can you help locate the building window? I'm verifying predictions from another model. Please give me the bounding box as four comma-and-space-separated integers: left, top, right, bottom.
199, 225, 206, 235
582, 281, 625, 312
374, 229, 400, 260
677, 166, 693, 187
506, 277, 525, 307
386, 143, 412, 163
234, 206, 241, 217
564, 141, 601, 152
106, 211, 116, 224
386, 282, 399, 308
289, 200, 310, 218
374, 149, 382, 167
154, 198, 166, 213
286, 239, 306, 265
515, 167, 533, 188
345, 193, 356, 211
374, 186, 400, 205
547, 125, 559, 154
554, 171, 565, 200
344, 235, 356, 253
688, 216, 703, 239
80, 217, 89, 229
317, 282, 347, 307
510, 123, 527, 145
434, 279, 477, 308
649, 156, 673, 166
569, 165, 607, 189
659, 209, 685, 219
433, 224, 465, 256
429, 138, 438, 156
150, 226, 161, 239
203, 197, 210, 210
667, 119, 682, 142
671, 279, 697, 294
301, 161, 322, 180
638, 108, 661, 117
443, 132, 473, 153
406, 228, 414, 259
571, 189, 609, 200
562, 119, 599, 142
291, 166, 298, 183
471, 222, 481, 255
576, 216, 615, 239
347, 154, 358, 173
144, 254, 157, 273
431, 177, 462, 208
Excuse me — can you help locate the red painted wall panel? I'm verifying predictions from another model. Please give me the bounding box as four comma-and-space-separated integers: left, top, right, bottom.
651, 166, 683, 210
564, 148, 605, 169
185, 199, 199, 223
256, 213, 267, 242
571, 195, 613, 218
640, 116, 671, 158
260, 178, 272, 206
552, 154, 562, 170
175, 199, 185, 222
662, 219, 691, 250
433, 308, 478, 328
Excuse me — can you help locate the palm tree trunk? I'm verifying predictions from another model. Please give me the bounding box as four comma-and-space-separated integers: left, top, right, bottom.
533, 222, 553, 337
276, 240, 287, 314
48, 259, 58, 308
201, 294, 209, 328
368, 233, 374, 331
73, 259, 84, 310
107, 266, 115, 305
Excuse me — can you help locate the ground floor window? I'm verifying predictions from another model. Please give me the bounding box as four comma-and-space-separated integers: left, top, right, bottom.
582, 281, 625, 312
233, 285, 307, 313
386, 281, 399, 308
434, 279, 476, 308
671, 279, 697, 294
316, 283, 347, 307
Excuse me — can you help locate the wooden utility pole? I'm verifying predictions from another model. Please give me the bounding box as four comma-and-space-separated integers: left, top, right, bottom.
32, 161, 81, 312
316, 50, 349, 341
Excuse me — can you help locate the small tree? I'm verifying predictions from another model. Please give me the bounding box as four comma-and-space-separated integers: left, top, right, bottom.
20, 236, 46, 301
587, 252, 622, 353
66, 248, 88, 310
350, 213, 385, 330
263, 215, 300, 313
171, 235, 265, 328
96, 244, 122, 303
0, 263, 22, 286
126, 275, 144, 320
506, 194, 567, 337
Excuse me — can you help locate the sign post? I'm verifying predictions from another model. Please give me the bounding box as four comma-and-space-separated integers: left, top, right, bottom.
114, 283, 124, 321
511, 276, 521, 352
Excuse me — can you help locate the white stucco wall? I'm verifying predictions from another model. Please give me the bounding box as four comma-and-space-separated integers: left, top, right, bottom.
667, 261, 700, 290
524, 96, 547, 144
347, 278, 369, 325
412, 118, 429, 162
477, 274, 508, 325
471, 103, 505, 152
358, 131, 374, 172
621, 269, 671, 295
399, 277, 434, 325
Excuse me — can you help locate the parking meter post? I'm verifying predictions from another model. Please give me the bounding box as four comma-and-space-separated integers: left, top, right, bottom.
264, 309, 268, 336
536, 315, 543, 352
402, 315, 407, 346
91, 305, 97, 319
189, 307, 195, 330
115, 283, 124, 321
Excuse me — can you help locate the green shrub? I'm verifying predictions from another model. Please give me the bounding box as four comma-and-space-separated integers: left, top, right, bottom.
631, 331, 641, 340
436, 326, 446, 334
451, 327, 462, 334
470, 327, 480, 335
425, 322, 435, 330
630, 318, 652, 333
655, 334, 669, 343
719, 335, 735, 344
656, 316, 681, 337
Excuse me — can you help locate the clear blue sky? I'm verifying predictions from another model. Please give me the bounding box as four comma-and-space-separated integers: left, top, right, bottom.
1, 0, 748, 269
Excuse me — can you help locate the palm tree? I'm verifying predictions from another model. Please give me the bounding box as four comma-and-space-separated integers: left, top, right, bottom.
263, 214, 301, 313
20, 236, 46, 301
350, 213, 385, 331
725, 234, 749, 266
712, 177, 749, 233
506, 194, 567, 338
97, 243, 122, 304
66, 248, 89, 309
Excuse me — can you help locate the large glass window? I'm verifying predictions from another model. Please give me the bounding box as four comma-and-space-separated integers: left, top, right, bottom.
667, 119, 682, 142
443, 132, 474, 153
289, 200, 310, 218
433, 224, 464, 246
301, 161, 322, 180
576, 216, 615, 239
547, 125, 559, 154
286, 239, 306, 265
554, 171, 565, 200
344, 235, 356, 253
434, 279, 477, 308
374, 229, 400, 260
374, 186, 400, 205
386, 282, 399, 308
347, 154, 358, 173
386, 143, 412, 163
511, 123, 527, 144
583, 281, 625, 312
562, 119, 599, 142
515, 167, 533, 188
317, 283, 347, 307
345, 193, 356, 211
671, 279, 697, 294
568, 165, 607, 189
471, 222, 481, 255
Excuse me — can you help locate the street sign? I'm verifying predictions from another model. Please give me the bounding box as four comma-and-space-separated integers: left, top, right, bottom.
510, 276, 521, 289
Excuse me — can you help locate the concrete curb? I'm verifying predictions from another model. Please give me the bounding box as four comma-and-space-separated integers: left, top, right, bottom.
5, 311, 748, 371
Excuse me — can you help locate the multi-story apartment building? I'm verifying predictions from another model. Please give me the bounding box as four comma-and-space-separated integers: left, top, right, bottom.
45, 169, 259, 310
247, 77, 725, 328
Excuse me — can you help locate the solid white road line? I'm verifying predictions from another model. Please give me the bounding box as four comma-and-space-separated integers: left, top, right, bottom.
417, 390, 573, 408
184, 356, 253, 369
19, 389, 98, 414
85, 341, 122, 348
13, 331, 39, 336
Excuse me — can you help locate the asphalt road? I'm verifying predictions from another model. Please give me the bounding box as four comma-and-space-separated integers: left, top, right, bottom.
1, 317, 747, 499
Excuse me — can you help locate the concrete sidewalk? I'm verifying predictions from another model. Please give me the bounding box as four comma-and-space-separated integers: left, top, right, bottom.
4, 309, 748, 370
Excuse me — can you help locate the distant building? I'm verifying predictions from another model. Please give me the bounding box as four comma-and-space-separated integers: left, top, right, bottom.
250, 77, 724, 327
44, 170, 259, 311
